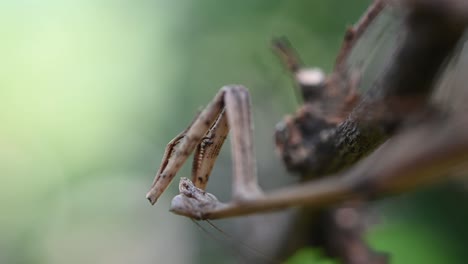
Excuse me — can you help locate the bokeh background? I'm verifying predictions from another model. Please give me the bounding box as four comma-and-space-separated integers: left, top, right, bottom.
1, 1, 468, 263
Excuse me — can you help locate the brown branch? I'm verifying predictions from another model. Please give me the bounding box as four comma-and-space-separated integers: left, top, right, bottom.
335, 0, 387, 70
321, 205, 389, 264
406, 0, 468, 25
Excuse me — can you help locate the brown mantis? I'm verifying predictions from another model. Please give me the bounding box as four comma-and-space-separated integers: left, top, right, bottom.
145, 84, 468, 220
146, 0, 468, 224
146, 85, 263, 218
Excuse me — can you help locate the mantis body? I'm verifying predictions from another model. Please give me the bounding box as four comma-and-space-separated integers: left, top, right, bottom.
145, 83, 468, 220
146, 0, 468, 221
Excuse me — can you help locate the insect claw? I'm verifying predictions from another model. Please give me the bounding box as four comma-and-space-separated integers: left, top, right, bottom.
146, 192, 158, 205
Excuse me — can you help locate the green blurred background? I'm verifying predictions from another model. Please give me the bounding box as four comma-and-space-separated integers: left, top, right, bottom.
1, 1, 468, 263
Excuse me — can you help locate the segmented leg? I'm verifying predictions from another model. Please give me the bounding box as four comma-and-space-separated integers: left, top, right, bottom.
146, 89, 225, 204
146, 85, 262, 205
224, 85, 262, 200
191, 109, 229, 190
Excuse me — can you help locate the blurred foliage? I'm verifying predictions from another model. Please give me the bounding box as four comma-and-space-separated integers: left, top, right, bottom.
367, 185, 468, 264
1, 1, 467, 264
287, 248, 338, 264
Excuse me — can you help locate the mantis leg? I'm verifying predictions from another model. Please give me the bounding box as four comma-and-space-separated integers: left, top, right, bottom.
191, 109, 229, 190
146, 85, 262, 205
146, 88, 226, 204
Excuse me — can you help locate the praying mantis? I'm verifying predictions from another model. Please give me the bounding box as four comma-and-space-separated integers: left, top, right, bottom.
146, 0, 468, 225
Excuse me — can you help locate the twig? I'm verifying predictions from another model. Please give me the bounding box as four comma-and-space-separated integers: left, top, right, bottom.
335, 0, 387, 70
